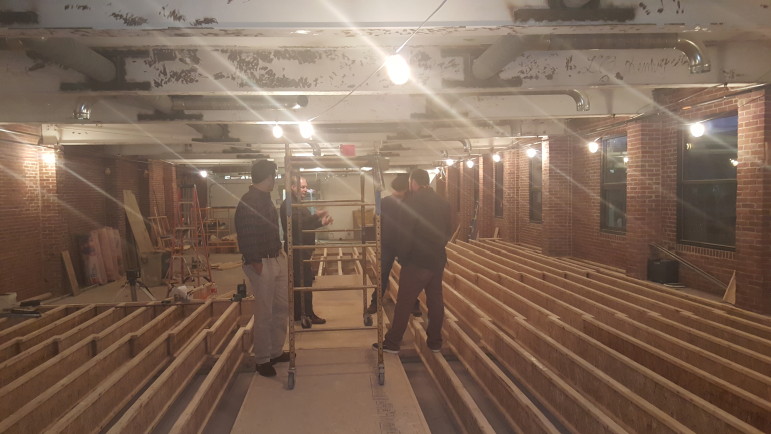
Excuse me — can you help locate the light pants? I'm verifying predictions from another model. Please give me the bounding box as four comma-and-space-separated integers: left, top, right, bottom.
243, 256, 288, 364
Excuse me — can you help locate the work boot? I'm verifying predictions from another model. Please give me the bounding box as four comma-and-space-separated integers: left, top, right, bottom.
256, 362, 276, 377
310, 314, 326, 324
365, 303, 377, 315
270, 352, 290, 364
372, 342, 399, 354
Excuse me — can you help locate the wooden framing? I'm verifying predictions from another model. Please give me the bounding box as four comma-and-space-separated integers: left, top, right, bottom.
445, 241, 769, 433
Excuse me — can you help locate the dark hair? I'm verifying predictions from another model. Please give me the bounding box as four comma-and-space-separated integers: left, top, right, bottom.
251, 160, 277, 184
409, 168, 430, 187
390, 173, 409, 192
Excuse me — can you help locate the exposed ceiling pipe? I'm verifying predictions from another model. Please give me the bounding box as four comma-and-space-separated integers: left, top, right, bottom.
472, 33, 710, 81
3, 37, 116, 82
171, 95, 309, 111
188, 124, 239, 142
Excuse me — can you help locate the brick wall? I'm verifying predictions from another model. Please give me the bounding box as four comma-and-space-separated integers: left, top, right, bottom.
478, 155, 495, 238
498, 148, 517, 242
0, 125, 50, 298
542, 136, 572, 256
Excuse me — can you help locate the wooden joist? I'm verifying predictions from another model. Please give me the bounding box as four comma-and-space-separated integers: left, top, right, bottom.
170, 316, 254, 434
408, 318, 497, 434
447, 268, 761, 433
105, 302, 240, 434
444, 319, 561, 434
0, 305, 185, 433
0, 305, 70, 343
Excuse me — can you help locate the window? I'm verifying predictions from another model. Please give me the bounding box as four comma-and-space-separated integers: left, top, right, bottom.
679, 113, 738, 249
600, 135, 628, 232
529, 153, 542, 223
494, 160, 504, 218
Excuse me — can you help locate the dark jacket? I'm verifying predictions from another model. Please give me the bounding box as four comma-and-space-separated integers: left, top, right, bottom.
381, 194, 406, 251
397, 187, 451, 271
280, 193, 323, 260
234, 187, 282, 264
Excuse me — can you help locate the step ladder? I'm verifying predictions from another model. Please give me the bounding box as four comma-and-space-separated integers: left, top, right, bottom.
166, 184, 214, 295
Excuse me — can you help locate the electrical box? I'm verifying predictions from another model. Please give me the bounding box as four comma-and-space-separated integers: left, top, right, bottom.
647, 259, 679, 284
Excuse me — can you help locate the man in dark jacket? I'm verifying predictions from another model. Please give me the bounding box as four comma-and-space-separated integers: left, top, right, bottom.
280, 176, 333, 324
366, 173, 410, 315
374, 168, 451, 354
234, 160, 288, 377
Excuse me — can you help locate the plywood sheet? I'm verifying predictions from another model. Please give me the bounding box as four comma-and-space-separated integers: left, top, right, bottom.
123, 190, 155, 254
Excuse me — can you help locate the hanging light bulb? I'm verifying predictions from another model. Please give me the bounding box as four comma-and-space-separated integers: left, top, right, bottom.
299, 121, 314, 139
492, 153, 501, 163
526, 148, 537, 158
272, 124, 284, 139
445, 158, 455, 166
199, 170, 208, 178
587, 141, 599, 153
466, 159, 475, 169
689, 122, 705, 137
385, 54, 410, 85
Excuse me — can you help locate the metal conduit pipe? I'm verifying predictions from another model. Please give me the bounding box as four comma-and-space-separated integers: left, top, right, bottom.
171, 95, 309, 111
472, 33, 710, 80
3, 38, 117, 82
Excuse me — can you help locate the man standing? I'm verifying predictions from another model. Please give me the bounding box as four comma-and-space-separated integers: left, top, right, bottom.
280, 176, 333, 325
235, 160, 289, 377
366, 173, 412, 315
374, 169, 451, 354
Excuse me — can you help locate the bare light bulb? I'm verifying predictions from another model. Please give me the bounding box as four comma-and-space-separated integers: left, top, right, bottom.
689, 122, 705, 137
385, 54, 410, 85
466, 159, 475, 169
526, 148, 537, 159
445, 158, 455, 166
41, 151, 56, 165
199, 170, 208, 178
587, 141, 599, 153
299, 121, 314, 139
492, 153, 501, 163
272, 124, 284, 139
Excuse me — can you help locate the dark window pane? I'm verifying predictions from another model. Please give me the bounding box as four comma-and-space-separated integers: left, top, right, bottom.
680, 182, 736, 246
683, 116, 738, 180
494, 160, 504, 218
601, 135, 627, 232
529, 189, 542, 222
602, 187, 626, 231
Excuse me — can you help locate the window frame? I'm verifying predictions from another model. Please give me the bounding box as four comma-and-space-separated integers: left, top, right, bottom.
600, 135, 628, 234
677, 111, 738, 250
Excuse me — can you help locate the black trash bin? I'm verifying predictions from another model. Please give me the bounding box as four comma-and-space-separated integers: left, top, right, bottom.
647, 259, 679, 284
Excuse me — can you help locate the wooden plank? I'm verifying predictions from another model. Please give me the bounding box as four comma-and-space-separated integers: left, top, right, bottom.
408, 318, 496, 434
442, 280, 629, 434
0, 305, 97, 362
0, 305, 183, 433
0, 308, 124, 388
170, 316, 255, 434
449, 269, 759, 433
0, 305, 69, 343
62, 250, 80, 295
123, 190, 155, 254
582, 316, 771, 430
102, 303, 238, 433
444, 319, 560, 434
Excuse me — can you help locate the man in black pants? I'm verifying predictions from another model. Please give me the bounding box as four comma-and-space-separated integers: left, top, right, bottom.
280, 176, 333, 324
374, 169, 451, 354
365, 173, 420, 316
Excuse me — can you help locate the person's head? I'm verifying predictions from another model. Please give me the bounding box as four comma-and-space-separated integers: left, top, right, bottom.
409, 168, 430, 192
251, 160, 277, 191
290, 176, 309, 198
390, 173, 409, 199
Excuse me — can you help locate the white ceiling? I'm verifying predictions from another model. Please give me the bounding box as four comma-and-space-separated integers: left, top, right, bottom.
1, 0, 769, 170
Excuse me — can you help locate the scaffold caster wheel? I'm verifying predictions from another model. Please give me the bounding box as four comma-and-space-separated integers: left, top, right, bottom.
300, 316, 312, 329
363, 313, 373, 327
378, 369, 385, 386
288, 372, 295, 390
